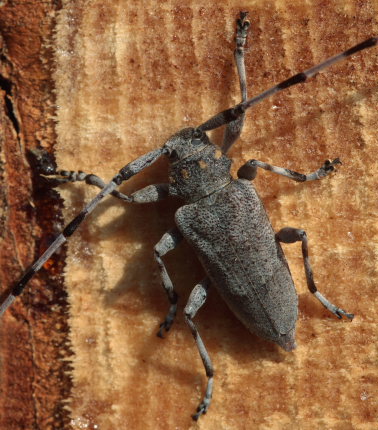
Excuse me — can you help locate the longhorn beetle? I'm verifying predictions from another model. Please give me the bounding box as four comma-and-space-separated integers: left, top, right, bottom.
1, 12, 377, 421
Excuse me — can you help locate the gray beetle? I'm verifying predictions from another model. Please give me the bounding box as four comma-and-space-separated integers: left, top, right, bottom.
1, 12, 376, 421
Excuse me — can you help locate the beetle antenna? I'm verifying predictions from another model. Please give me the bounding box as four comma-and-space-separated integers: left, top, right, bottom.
0, 148, 165, 316
198, 36, 377, 132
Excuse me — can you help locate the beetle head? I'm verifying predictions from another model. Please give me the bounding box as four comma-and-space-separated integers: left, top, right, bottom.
163, 127, 211, 163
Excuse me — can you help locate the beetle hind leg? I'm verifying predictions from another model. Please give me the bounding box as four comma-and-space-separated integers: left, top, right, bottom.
276, 227, 354, 320
184, 278, 213, 420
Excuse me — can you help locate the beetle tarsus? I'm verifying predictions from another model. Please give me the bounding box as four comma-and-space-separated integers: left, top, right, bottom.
335, 308, 354, 320
192, 401, 209, 421
156, 320, 172, 338
313, 291, 354, 320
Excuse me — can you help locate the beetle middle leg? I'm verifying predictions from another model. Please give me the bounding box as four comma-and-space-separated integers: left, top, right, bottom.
237, 158, 342, 181
184, 278, 213, 421
276, 227, 354, 319
154, 228, 183, 337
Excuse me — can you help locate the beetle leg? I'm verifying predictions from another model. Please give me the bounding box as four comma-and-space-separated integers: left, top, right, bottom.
222, 11, 251, 153
154, 228, 183, 337
237, 158, 341, 182
129, 184, 169, 203
276, 227, 354, 320
45, 169, 170, 203
45, 169, 132, 201
184, 278, 213, 421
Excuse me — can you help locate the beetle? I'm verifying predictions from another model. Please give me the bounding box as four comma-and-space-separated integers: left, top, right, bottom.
0, 11, 377, 421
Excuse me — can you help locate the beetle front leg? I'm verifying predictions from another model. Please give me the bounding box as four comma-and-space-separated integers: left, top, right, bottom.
47, 169, 132, 201
46, 169, 170, 203
129, 184, 169, 203
276, 227, 354, 319
222, 11, 251, 153
237, 158, 341, 181
184, 278, 213, 421
154, 228, 183, 337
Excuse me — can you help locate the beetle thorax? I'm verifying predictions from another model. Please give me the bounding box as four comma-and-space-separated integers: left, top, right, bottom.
168, 143, 232, 203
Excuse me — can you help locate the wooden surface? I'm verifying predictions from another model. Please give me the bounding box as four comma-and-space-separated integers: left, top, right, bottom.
0, 1, 71, 429
1, 1, 378, 429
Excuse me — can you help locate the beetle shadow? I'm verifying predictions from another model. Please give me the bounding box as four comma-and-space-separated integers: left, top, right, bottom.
103, 242, 287, 400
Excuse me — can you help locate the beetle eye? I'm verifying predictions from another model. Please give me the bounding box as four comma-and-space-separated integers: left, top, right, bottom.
169, 149, 179, 161
192, 129, 203, 144
192, 129, 203, 139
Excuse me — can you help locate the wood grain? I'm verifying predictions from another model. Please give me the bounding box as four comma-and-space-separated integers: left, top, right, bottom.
1, 1, 378, 429
0, 1, 71, 429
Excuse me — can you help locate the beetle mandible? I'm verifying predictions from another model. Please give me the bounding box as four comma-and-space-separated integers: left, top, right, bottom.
1, 11, 377, 421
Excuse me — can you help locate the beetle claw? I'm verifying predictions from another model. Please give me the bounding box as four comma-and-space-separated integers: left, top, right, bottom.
336, 308, 354, 320
192, 402, 209, 421
156, 320, 172, 338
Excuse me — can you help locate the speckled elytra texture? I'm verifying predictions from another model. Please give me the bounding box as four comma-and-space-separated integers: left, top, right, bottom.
175, 178, 297, 348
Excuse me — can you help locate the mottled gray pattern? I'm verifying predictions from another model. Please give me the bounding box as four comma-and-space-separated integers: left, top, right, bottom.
167, 130, 232, 203
175, 179, 298, 346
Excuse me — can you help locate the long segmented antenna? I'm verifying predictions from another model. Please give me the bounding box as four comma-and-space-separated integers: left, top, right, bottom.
0, 147, 166, 316
198, 36, 378, 132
